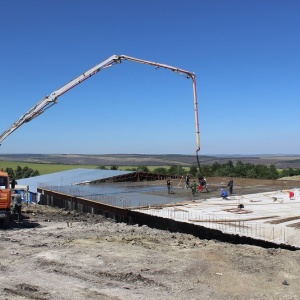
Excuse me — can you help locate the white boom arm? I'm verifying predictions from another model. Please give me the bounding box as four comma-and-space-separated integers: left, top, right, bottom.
0, 55, 200, 154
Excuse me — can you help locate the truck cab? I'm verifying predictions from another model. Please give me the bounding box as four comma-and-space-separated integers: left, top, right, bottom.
0, 171, 11, 225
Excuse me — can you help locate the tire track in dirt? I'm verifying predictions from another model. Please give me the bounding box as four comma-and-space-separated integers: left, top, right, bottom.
37, 259, 166, 287
4, 283, 49, 300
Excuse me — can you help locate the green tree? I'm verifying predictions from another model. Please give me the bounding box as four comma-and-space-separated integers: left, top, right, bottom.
255, 164, 270, 179
31, 170, 40, 177
98, 165, 107, 170
211, 162, 222, 176
245, 168, 257, 178
268, 164, 279, 180
136, 165, 150, 172
218, 161, 235, 177
23, 167, 34, 178
153, 167, 167, 174
189, 165, 198, 177
287, 168, 295, 176
110, 165, 118, 170
5, 168, 15, 180
235, 160, 246, 177
124, 167, 137, 171
167, 165, 185, 176
201, 165, 212, 177
15, 165, 23, 179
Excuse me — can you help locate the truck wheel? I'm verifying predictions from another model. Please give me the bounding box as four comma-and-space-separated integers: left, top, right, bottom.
0, 218, 9, 229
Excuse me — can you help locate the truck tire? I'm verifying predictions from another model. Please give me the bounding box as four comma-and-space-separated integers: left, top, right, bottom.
0, 217, 9, 229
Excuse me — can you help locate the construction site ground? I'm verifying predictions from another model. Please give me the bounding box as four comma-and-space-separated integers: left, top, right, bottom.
1, 177, 300, 300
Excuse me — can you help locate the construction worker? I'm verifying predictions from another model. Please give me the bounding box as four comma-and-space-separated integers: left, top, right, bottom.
167, 179, 172, 194
11, 191, 22, 222
227, 177, 234, 194
191, 180, 197, 196
11, 178, 17, 189
199, 176, 208, 193
221, 188, 228, 199
185, 175, 190, 189
198, 184, 203, 193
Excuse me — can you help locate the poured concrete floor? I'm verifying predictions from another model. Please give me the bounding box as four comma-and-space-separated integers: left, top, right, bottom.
133, 177, 300, 247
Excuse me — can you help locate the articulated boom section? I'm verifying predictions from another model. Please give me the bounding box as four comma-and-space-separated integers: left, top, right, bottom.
0, 55, 200, 153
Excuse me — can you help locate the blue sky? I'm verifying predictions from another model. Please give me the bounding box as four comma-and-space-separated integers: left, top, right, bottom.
0, 0, 299, 155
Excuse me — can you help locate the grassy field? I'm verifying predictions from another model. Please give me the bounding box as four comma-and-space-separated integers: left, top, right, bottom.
0, 162, 173, 175
0, 162, 98, 175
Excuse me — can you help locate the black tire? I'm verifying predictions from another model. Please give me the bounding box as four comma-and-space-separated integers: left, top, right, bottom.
0, 217, 9, 229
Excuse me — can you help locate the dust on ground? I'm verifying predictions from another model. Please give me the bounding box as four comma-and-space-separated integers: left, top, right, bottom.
1, 177, 300, 300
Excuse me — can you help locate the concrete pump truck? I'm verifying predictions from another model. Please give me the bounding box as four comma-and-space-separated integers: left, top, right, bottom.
0, 55, 202, 217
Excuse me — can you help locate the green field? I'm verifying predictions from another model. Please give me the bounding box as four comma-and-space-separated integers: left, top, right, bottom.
0, 161, 98, 175
0, 161, 190, 176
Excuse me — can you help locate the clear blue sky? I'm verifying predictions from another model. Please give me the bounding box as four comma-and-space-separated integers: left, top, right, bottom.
0, 0, 299, 155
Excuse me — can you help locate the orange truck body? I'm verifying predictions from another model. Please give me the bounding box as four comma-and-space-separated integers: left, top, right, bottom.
0, 171, 11, 222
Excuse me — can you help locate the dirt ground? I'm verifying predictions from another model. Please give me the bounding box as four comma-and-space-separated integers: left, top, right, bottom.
1, 177, 300, 300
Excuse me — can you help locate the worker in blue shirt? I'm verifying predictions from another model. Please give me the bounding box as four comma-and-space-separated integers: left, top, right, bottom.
221, 188, 228, 199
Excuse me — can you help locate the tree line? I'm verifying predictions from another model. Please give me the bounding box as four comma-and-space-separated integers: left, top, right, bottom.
99, 160, 300, 180
194, 160, 300, 179
2, 166, 40, 180
200, 160, 281, 179
2, 160, 299, 181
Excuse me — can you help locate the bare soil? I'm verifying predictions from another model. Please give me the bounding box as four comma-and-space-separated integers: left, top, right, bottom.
1, 178, 300, 300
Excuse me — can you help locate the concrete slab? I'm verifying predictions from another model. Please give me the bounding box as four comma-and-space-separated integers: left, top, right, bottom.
133, 188, 300, 248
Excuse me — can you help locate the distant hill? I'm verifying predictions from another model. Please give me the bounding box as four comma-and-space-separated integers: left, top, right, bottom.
0, 154, 300, 168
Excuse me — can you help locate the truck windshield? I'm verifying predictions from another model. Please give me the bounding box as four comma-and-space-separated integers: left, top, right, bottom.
0, 176, 8, 189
